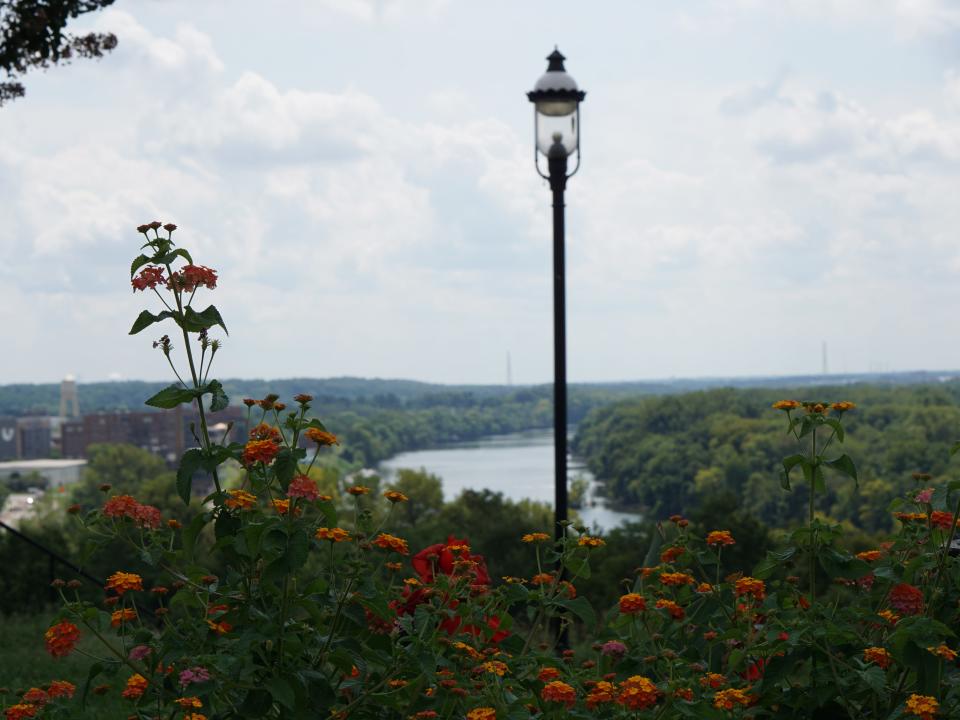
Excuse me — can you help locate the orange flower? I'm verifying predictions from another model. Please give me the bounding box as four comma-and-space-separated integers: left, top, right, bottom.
714, 688, 751, 710
183, 714, 207, 720
111, 609, 137, 627
660, 546, 684, 563
225, 489, 257, 509
927, 644, 958, 661
272, 499, 301, 516
674, 687, 694, 701
4, 704, 38, 720
700, 673, 725, 689
466, 708, 496, 720
241, 439, 280, 466
660, 572, 695, 587
877, 609, 900, 625
452, 641, 484, 661
578, 535, 605, 548
864, 647, 892, 669
531, 572, 555, 586
619, 593, 647, 614
383, 490, 409, 503
895, 512, 928, 523
734, 576, 766, 602
655, 598, 684, 620
347, 485, 371, 496
586, 680, 616, 708
856, 550, 882, 562
930, 511, 959, 530
541, 680, 576, 707
46, 681, 76, 699
105, 572, 143, 596
44, 621, 80, 657
305, 427, 339, 446
102, 494, 140, 518
905, 694, 939, 719
316, 527, 351, 543
772, 400, 800, 410
121, 674, 148, 700
617, 675, 659, 711
696, 582, 714, 593
248, 423, 281, 442
206, 619, 232, 635
521, 532, 550, 543
385, 561, 403, 571
831, 401, 856, 412
21, 688, 46, 705
175, 697, 203, 708
373, 533, 409, 555
706, 530, 735, 547
538, 667, 562, 683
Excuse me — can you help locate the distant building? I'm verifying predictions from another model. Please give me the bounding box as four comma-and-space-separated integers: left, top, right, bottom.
0, 417, 16, 461
60, 375, 80, 418
58, 405, 249, 466
0, 458, 87, 487
16, 416, 57, 459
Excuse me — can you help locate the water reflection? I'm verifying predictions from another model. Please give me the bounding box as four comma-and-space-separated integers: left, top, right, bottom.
377, 428, 642, 531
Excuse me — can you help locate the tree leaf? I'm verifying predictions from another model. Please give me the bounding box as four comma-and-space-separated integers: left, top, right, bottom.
183, 304, 228, 335
130, 254, 152, 278
206, 379, 229, 412
145, 384, 198, 409
781, 454, 805, 492
176, 448, 205, 504
551, 596, 597, 629
156, 248, 193, 266
825, 454, 858, 487
128, 309, 175, 335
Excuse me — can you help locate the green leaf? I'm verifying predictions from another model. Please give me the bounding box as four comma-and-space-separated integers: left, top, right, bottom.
551, 597, 597, 628
128, 309, 176, 335
176, 448, 205, 504
563, 551, 591, 580
858, 666, 886, 693
824, 417, 845, 442
156, 248, 193, 266
951, 441, 960, 457
781, 454, 806, 492
130, 254, 152, 278
183, 304, 228, 335
273, 448, 305, 490
813, 465, 826, 493
754, 546, 797, 579
206, 379, 229, 412
80, 662, 105, 709
145, 384, 198, 409
266, 678, 295, 710
825, 454, 858, 487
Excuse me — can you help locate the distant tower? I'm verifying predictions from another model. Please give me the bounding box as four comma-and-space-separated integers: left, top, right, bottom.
506, 352, 513, 386
60, 375, 79, 418
822, 342, 829, 375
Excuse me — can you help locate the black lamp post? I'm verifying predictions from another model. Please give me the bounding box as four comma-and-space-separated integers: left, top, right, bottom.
527, 48, 585, 545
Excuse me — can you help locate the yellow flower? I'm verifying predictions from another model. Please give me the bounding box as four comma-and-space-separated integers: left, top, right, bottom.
831, 401, 856, 412
772, 400, 800, 410
714, 688, 751, 710
373, 533, 409, 555
466, 708, 496, 720
706, 530, 735, 547
175, 697, 203, 709
927, 644, 957, 661
347, 485, 370, 496
522, 532, 550, 543
864, 647, 892, 668
905, 694, 939, 719
383, 490, 409, 503
482, 660, 508, 676
225, 489, 257, 510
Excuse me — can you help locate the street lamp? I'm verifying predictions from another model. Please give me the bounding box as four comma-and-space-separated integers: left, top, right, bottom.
527, 48, 585, 545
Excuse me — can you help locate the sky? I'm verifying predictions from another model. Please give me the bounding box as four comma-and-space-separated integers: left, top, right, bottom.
3, 0, 960, 386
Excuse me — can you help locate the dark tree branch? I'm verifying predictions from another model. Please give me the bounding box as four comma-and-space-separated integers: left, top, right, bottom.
0, 0, 117, 106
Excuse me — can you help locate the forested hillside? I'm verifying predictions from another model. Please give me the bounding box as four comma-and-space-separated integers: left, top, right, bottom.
573, 383, 960, 534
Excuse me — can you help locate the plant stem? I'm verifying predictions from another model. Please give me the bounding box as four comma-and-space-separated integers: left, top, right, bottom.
809, 426, 817, 602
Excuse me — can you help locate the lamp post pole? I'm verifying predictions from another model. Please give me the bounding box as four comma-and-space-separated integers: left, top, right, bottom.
549, 144, 569, 545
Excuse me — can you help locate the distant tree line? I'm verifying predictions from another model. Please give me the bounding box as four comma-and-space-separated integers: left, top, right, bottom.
573, 383, 960, 536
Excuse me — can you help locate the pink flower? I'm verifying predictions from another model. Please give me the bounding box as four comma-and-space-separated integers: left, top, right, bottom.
287, 474, 320, 501
914, 488, 934, 504
179, 666, 211, 687
601, 640, 627, 657
128, 645, 152, 661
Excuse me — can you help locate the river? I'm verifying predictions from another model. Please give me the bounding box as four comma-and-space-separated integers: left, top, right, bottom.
377, 428, 641, 531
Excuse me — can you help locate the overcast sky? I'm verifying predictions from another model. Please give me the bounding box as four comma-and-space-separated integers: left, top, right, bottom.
2, 0, 960, 386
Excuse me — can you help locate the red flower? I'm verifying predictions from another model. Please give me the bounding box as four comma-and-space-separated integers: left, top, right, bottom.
412, 536, 490, 586
168, 265, 217, 292
890, 583, 924, 616
131, 266, 167, 292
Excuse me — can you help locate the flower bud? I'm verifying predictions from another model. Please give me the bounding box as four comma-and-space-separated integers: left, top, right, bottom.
67, 580, 82, 589
163, 223, 177, 232
67, 504, 81, 514
51, 579, 66, 588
